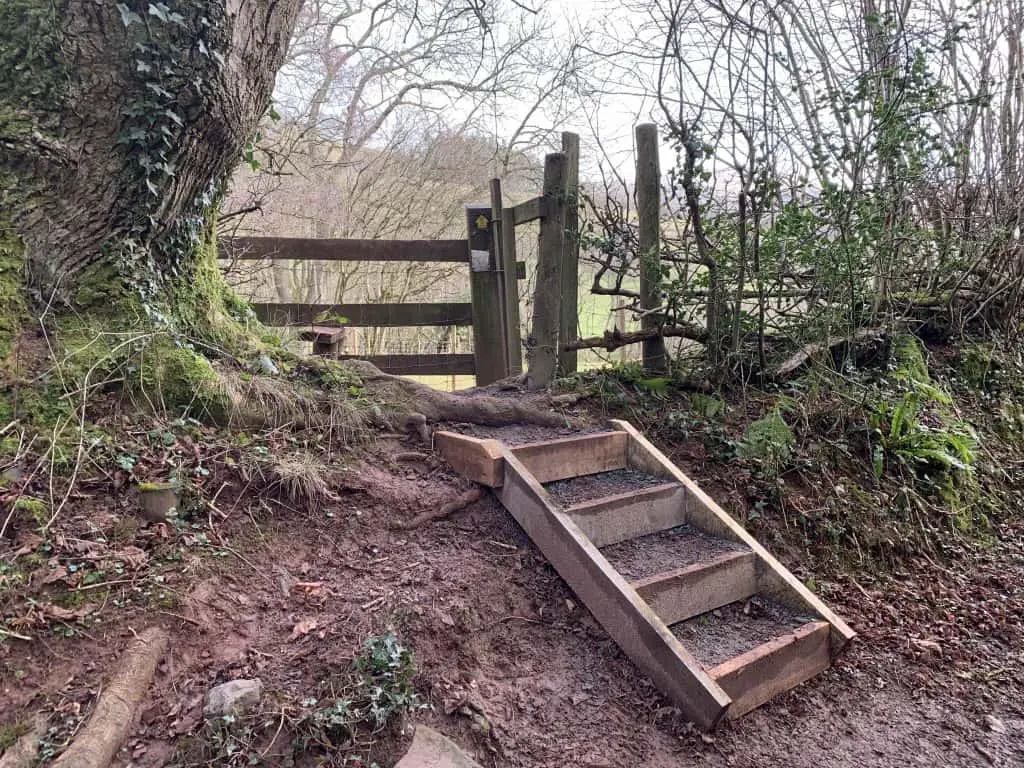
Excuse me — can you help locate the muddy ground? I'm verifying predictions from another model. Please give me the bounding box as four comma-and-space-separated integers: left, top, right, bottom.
1, 429, 1022, 767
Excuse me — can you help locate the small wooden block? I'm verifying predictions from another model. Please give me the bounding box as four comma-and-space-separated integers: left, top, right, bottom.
632, 551, 757, 625
510, 432, 627, 484
298, 325, 346, 343
711, 621, 831, 719
435, 432, 504, 486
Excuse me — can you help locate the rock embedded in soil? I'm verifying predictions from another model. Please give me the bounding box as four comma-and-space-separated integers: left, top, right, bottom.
203, 679, 263, 718
394, 725, 483, 768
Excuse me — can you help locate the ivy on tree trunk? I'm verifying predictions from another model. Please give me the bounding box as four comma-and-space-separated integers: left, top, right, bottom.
0, 0, 302, 303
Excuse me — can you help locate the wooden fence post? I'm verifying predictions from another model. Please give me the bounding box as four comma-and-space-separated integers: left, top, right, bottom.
527, 152, 568, 390
489, 178, 523, 376
635, 124, 668, 373
559, 131, 580, 375
466, 204, 510, 385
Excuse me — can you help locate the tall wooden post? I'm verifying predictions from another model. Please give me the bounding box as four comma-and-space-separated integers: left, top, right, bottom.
526, 152, 568, 390
635, 124, 668, 373
559, 131, 580, 375
466, 204, 509, 385
490, 178, 523, 376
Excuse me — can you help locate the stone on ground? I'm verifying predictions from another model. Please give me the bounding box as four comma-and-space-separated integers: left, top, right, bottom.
203, 679, 263, 718
394, 725, 482, 768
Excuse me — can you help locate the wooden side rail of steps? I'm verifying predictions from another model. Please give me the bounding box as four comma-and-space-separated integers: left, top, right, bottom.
434, 422, 855, 729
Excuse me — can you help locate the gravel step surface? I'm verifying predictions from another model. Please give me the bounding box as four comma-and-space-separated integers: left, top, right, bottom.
599, 525, 749, 581
672, 597, 817, 669
544, 468, 672, 508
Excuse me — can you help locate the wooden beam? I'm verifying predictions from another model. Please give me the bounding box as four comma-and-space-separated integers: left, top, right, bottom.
559, 131, 580, 375
635, 124, 668, 373
434, 432, 504, 487
252, 302, 473, 327
511, 432, 627, 484
565, 483, 686, 547
466, 204, 509, 385
608, 419, 856, 654
220, 237, 469, 263
526, 153, 567, 389
496, 450, 731, 730
632, 551, 758, 625
511, 196, 549, 225
711, 621, 831, 719
336, 354, 475, 376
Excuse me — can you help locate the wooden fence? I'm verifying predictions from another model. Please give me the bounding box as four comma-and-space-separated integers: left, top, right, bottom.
220, 133, 581, 387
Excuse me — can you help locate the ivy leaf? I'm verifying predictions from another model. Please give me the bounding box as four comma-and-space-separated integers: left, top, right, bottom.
117, 3, 142, 27
147, 3, 169, 23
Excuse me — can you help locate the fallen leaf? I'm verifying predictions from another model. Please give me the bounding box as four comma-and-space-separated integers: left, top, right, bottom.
39, 603, 90, 621
292, 581, 324, 596
911, 638, 942, 655
984, 714, 1007, 734
289, 618, 318, 640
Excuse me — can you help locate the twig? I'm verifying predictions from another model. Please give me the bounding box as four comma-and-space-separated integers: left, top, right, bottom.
390, 487, 485, 530
0, 627, 33, 641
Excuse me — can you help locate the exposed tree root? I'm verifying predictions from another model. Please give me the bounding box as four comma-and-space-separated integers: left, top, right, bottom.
391, 486, 486, 530
53, 628, 168, 768
345, 361, 580, 428
0, 714, 47, 768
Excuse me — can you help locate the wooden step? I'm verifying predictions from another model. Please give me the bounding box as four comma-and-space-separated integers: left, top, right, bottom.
510, 432, 627, 484
633, 551, 758, 625
435, 430, 627, 487
710, 621, 831, 718
563, 482, 685, 547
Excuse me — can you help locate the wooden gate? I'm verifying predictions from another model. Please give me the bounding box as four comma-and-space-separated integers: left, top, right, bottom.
220, 132, 581, 388
220, 206, 516, 386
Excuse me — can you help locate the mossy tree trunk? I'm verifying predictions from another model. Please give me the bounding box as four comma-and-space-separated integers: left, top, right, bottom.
0, 0, 302, 300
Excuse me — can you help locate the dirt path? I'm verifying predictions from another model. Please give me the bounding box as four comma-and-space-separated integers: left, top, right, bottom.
2, 436, 1022, 766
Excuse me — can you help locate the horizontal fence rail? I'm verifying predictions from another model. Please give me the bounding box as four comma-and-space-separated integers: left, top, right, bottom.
253, 302, 473, 328
221, 236, 470, 263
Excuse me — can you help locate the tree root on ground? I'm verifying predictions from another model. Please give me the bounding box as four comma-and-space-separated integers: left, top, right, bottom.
53, 627, 168, 768
346, 361, 581, 429
391, 486, 486, 530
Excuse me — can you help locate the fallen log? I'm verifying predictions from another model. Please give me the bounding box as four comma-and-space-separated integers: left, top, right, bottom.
53, 627, 168, 768
771, 328, 886, 380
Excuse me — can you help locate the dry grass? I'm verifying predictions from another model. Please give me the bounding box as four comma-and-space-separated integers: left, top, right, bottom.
215, 366, 369, 445
267, 452, 338, 511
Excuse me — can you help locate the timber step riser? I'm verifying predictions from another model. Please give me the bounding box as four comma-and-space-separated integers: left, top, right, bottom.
565, 483, 685, 547
632, 551, 758, 625
435, 423, 855, 729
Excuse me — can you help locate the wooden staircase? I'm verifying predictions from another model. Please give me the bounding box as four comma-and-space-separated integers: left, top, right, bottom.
436, 420, 855, 730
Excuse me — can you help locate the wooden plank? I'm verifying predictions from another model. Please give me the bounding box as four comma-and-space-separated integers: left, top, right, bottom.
298, 325, 345, 343
221, 237, 469, 263
608, 420, 856, 653
434, 432, 504, 487
711, 621, 831, 718
252, 302, 473, 327
336, 354, 475, 376
565, 483, 686, 547
496, 450, 731, 729
525, 153, 567, 389
467, 204, 509, 386
511, 196, 548, 225
559, 131, 580, 375
511, 432, 627, 484
632, 551, 758, 625
498, 193, 523, 375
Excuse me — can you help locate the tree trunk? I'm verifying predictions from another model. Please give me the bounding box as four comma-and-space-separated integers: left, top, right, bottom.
0, 0, 302, 299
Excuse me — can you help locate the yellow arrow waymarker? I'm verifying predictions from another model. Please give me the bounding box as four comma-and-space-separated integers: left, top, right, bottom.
475, 214, 489, 230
